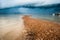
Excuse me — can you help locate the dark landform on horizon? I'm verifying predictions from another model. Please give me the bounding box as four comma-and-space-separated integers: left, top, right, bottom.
0, 3, 60, 15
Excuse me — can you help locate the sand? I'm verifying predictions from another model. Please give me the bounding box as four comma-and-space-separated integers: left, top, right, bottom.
23, 16, 60, 40
0, 15, 60, 40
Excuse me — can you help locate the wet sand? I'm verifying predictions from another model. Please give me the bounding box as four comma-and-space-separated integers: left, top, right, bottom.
0, 15, 60, 40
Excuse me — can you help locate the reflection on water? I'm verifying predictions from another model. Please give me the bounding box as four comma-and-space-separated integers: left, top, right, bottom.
32, 15, 60, 23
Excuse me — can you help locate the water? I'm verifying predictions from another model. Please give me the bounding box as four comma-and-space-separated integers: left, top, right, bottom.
0, 15, 25, 38
0, 7, 60, 23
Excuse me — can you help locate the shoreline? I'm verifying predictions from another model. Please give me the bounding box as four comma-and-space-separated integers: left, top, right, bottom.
0, 15, 60, 40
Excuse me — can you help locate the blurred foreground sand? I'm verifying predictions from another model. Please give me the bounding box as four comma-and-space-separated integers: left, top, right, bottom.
0, 15, 60, 40
23, 16, 60, 40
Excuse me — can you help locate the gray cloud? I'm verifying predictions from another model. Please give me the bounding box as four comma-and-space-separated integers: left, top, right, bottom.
0, 0, 60, 9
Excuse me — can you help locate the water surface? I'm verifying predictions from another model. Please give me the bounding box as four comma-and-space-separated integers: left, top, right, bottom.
0, 7, 60, 22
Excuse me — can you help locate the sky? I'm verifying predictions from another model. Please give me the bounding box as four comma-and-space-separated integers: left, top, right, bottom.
0, 0, 60, 9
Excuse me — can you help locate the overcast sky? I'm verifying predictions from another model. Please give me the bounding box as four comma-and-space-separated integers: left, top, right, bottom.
0, 0, 60, 8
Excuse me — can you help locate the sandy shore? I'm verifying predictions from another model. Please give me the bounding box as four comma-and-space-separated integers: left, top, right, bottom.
23, 16, 60, 40
0, 15, 60, 40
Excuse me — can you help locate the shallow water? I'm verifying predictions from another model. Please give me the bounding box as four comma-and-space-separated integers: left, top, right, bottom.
0, 7, 60, 22
0, 15, 25, 39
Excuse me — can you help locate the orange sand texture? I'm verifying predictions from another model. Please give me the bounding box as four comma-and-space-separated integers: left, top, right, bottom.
23, 16, 60, 40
